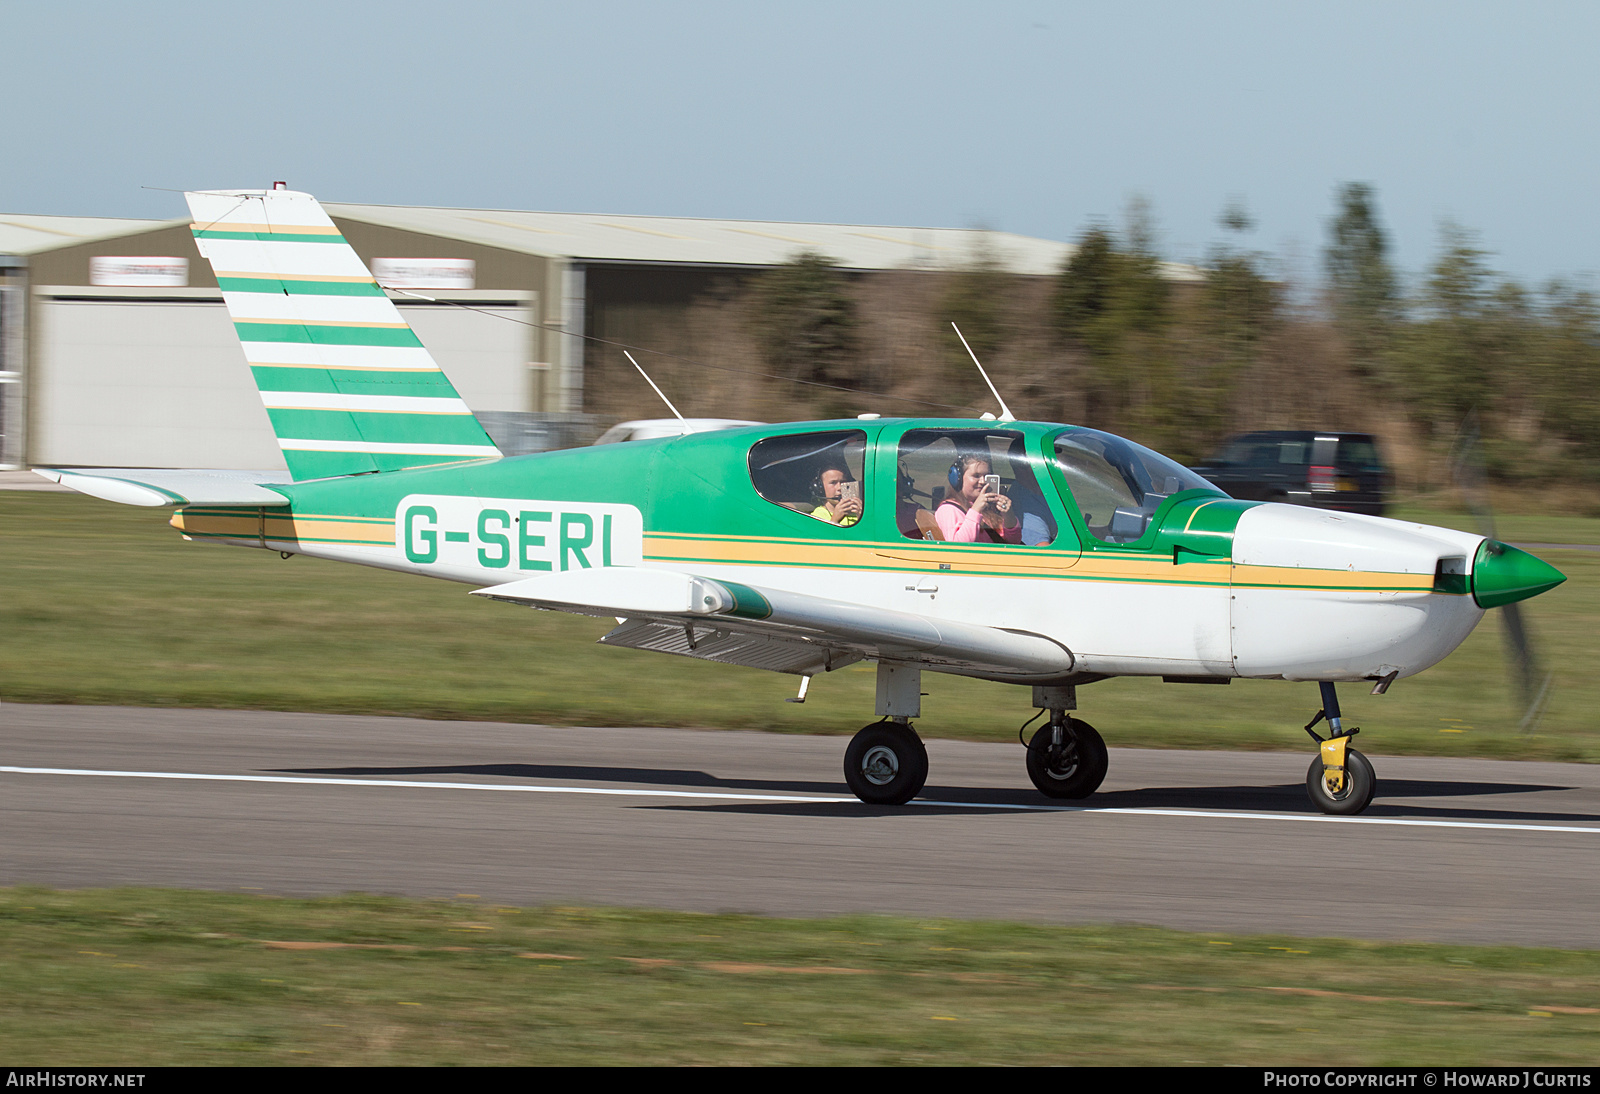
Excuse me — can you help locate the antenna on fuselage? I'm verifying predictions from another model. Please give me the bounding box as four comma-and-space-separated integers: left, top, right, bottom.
951, 322, 1014, 422
623, 350, 691, 435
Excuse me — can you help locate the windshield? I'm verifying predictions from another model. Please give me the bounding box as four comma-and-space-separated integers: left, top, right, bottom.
1052, 428, 1222, 544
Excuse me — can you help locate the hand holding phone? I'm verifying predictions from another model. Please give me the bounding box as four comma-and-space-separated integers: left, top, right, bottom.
834, 478, 862, 519
979, 473, 1004, 513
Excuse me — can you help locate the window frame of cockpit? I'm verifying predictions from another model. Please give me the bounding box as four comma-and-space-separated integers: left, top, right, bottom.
746, 426, 877, 535
1043, 426, 1227, 552
888, 424, 1078, 550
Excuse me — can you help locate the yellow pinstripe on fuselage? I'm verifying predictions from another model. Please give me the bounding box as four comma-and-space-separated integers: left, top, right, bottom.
169, 511, 1438, 594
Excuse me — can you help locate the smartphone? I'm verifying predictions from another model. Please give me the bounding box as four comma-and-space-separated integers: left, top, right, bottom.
983, 474, 1000, 494
838, 480, 860, 502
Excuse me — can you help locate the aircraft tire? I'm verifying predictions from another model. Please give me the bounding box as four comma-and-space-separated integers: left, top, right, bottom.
843, 722, 928, 805
1026, 719, 1108, 799
1305, 747, 1376, 815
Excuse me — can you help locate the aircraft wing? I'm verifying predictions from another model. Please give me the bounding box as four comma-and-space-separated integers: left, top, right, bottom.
35, 468, 292, 507
471, 568, 1074, 680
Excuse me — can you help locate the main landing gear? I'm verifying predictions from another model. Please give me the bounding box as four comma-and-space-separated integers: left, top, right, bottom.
1303, 681, 1377, 815
843, 720, 928, 805
840, 673, 1113, 806
1024, 685, 1107, 799
843, 663, 929, 805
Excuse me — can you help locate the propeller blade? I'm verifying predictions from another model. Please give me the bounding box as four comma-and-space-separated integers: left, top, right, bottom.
1500, 600, 1552, 733
1448, 410, 1497, 541
1451, 411, 1557, 733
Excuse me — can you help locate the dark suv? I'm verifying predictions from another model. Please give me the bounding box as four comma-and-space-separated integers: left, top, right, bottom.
1190, 431, 1390, 516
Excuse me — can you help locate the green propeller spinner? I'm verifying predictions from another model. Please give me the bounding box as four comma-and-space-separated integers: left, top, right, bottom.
1471, 540, 1566, 609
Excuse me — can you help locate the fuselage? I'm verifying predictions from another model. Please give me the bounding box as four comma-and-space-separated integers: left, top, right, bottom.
169, 418, 1552, 685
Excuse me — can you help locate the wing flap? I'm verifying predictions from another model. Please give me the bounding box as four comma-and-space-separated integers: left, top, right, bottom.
36, 468, 291, 507
472, 569, 1075, 679
597, 618, 865, 675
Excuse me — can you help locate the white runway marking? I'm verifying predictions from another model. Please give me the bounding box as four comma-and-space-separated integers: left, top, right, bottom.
0, 765, 855, 804
4, 765, 1598, 834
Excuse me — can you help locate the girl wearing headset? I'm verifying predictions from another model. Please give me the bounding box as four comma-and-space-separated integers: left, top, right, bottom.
937, 452, 1020, 543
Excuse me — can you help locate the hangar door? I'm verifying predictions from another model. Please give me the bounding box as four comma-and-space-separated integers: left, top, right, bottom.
31, 287, 534, 470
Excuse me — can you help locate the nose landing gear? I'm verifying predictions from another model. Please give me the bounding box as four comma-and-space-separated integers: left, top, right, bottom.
1303, 682, 1376, 815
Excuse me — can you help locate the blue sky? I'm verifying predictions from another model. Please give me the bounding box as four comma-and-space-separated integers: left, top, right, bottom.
7, 1, 1597, 289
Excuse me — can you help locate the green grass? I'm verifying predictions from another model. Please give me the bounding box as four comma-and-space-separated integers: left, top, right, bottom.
3, 887, 1598, 1066
3, 491, 1598, 760
1389, 499, 1600, 547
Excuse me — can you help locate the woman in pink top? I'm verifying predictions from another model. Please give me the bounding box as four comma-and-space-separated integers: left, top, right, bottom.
936, 454, 1021, 543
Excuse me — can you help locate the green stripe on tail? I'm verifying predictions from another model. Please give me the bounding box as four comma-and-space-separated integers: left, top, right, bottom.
186, 187, 501, 480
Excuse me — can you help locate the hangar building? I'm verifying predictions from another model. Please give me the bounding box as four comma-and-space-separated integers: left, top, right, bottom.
2, 199, 1112, 471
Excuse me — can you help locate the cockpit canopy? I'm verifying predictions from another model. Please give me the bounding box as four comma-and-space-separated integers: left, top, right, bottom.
1051, 428, 1223, 544
741, 420, 1224, 548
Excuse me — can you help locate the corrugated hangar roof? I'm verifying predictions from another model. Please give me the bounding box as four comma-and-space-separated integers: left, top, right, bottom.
0, 214, 175, 256
324, 202, 1210, 279
323, 201, 1072, 273
3, 205, 1202, 280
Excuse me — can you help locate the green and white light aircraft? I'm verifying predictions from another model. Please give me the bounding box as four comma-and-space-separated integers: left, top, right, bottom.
38, 188, 1568, 815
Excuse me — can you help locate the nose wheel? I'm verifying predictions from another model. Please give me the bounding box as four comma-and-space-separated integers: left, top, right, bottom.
1306, 747, 1376, 815
1303, 682, 1378, 815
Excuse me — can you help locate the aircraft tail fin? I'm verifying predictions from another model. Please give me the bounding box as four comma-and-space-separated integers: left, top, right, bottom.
185, 187, 501, 481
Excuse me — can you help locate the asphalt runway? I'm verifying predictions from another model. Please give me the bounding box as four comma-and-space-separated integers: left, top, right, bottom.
3, 703, 1598, 948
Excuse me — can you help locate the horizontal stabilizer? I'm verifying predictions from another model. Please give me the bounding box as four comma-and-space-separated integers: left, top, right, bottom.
473, 568, 1075, 680
35, 468, 291, 507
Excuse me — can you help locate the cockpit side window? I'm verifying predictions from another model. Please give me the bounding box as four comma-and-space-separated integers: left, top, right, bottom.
1052, 428, 1222, 545
748, 430, 868, 528
896, 428, 1056, 545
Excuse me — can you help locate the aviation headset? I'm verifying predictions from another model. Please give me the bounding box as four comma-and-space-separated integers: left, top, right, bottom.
948, 452, 990, 492
812, 462, 854, 499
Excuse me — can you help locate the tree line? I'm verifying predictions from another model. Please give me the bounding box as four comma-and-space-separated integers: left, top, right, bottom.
593, 185, 1600, 494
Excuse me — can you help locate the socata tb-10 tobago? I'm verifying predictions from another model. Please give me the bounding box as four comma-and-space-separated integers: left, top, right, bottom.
40, 187, 1567, 815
